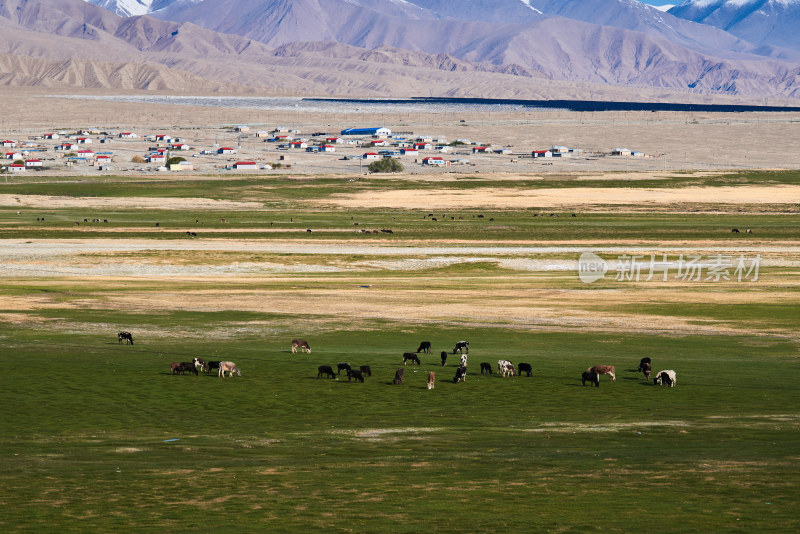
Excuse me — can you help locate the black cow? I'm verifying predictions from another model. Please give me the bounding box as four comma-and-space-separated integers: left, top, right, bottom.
347, 369, 365, 382
518, 363, 533, 377
317, 365, 335, 379
453, 366, 467, 383
416, 341, 432, 354
176, 362, 198, 376
582, 371, 599, 387
403, 353, 421, 365
640, 361, 652, 379
118, 331, 134, 345
337, 362, 352, 375
393, 367, 405, 385
359, 365, 372, 377
452, 341, 469, 354
480, 362, 492, 375
206, 361, 221, 374
440, 351, 448, 366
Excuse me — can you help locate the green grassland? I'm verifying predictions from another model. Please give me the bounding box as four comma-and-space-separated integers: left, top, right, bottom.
1, 170, 799, 532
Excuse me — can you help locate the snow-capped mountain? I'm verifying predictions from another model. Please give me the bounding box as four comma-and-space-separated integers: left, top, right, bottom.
84, 0, 194, 17
669, 0, 800, 49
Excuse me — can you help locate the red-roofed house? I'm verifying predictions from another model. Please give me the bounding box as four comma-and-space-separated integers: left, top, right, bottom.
472, 146, 490, 153
44, 133, 60, 140
76, 137, 92, 144
400, 148, 419, 156
170, 143, 190, 151
96, 155, 112, 165
414, 143, 432, 150
118, 132, 138, 139
77, 150, 95, 158
24, 159, 43, 167
217, 147, 237, 154
147, 153, 166, 163
290, 141, 308, 149
2, 140, 17, 148
362, 153, 380, 160
422, 157, 448, 166
8, 164, 25, 172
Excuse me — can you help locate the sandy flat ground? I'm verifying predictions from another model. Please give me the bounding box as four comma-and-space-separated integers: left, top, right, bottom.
326, 185, 800, 209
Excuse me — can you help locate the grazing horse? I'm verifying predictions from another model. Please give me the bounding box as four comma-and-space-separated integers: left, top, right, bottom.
427, 371, 435, 390
416, 341, 432, 354
291, 339, 311, 353
452, 341, 469, 354
588, 365, 616, 382
359, 365, 372, 377
337, 362, 351, 375
654, 370, 676, 387
582, 371, 599, 387
393, 367, 405, 385
317, 365, 335, 379
403, 353, 421, 365
440, 351, 448, 366
518, 363, 533, 377
453, 366, 467, 383
480, 362, 492, 375
118, 331, 133, 345
218, 361, 241, 377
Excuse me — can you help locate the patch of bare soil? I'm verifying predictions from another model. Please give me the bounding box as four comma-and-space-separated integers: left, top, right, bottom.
325, 185, 800, 209
0, 194, 262, 211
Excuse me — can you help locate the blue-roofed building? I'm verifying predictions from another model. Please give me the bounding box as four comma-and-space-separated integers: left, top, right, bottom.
340, 127, 391, 137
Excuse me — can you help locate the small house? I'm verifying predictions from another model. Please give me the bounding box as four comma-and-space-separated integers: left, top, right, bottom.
24, 159, 43, 167
217, 147, 237, 155
171, 143, 190, 151
611, 148, 632, 156
2, 140, 17, 148
8, 163, 26, 172
290, 141, 308, 149
147, 154, 166, 163
362, 153, 380, 160
401, 148, 419, 156
233, 161, 258, 170
472, 146, 490, 154
532, 150, 552, 158
43, 133, 60, 140
76, 137, 92, 144
422, 157, 448, 166
118, 132, 138, 139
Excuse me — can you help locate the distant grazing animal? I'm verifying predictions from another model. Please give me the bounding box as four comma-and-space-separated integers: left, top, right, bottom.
518, 363, 532, 377
179, 362, 198, 376
291, 339, 311, 353
582, 371, 599, 387
118, 331, 133, 345
731, 228, 740, 233
480, 362, 492, 375
206, 361, 221, 374
440, 351, 448, 366
638, 357, 651, 372
317, 365, 335, 379
654, 370, 676, 387
219, 361, 241, 377
427, 371, 435, 389
359, 365, 372, 377
640, 361, 651, 379
170, 363, 181, 375
416, 341, 432, 353
746, 229, 752, 234
193, 357, 207, 373
460, 354, 468, 368
588, 365, 616, 382
453, 341, 469, 354
453, 366, 467, 383
347, 369, 364, 382
337, 362, 352, 375
393, 367, 405, 385
403, 353, 421, 365
497, 360, 516, 378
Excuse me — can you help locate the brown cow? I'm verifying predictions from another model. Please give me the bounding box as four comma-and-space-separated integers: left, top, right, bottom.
427, 371, 435, 390
588, 365, 616, 382
393, 367, 405, 385
291, 339, 311, 353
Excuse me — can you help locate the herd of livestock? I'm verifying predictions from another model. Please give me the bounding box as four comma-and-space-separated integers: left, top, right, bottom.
121, 332, 677, 386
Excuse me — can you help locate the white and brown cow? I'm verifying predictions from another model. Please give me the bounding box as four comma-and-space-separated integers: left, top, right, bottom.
291, 339, 311, 353
588, 365, 615, 382
497, 360, 516, 377
654, 370, 676, 387
219, 361, 241, 377
427, 371, 435, 390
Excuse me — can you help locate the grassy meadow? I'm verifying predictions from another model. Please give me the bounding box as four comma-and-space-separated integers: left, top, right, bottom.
1, 171, 799, 532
